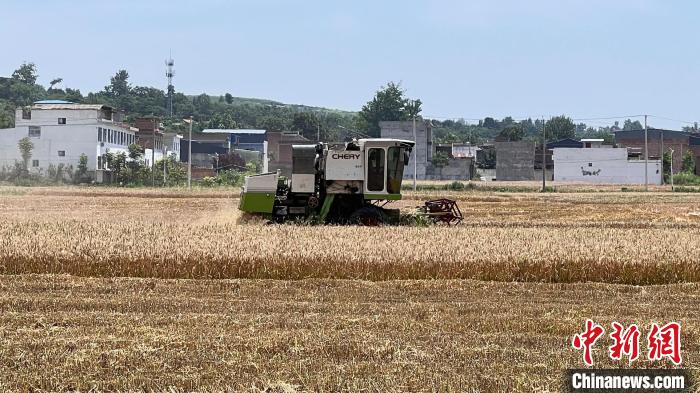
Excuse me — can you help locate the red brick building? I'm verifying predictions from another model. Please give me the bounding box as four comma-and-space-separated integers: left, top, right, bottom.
614, 129, 699, 174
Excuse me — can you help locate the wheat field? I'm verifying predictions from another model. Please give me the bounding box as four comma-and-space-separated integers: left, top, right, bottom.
1, 187, 699, 284
1, 186, 700, 392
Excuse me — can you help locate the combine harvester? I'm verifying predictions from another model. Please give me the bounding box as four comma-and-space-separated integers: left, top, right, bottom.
239, 138, 462, 225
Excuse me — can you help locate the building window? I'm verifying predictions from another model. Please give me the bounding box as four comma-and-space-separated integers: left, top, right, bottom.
58, 150, 65, 157
58, 118, 66, 125
97, 156, 102, 170
98, 127, 102, 142
108, 129, 112, 143
32, 160, 39, 167
22, 108, 31, 120
28, 126, 41, 138
588, 163, 593, 167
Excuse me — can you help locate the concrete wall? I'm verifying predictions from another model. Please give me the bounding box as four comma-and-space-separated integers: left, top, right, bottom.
495, 141, 535, 181
380, 120, 432, 179
553, 148, 662, 184
425, 158, 474, 180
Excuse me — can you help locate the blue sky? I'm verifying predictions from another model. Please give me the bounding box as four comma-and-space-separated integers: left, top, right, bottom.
1, 0, 698, 128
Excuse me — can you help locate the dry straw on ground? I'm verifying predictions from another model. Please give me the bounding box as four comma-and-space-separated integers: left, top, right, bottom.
1, 274, 698, 392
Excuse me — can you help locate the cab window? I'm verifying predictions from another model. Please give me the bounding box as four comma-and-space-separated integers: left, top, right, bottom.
386, 147, 404, 193
367, 148, 385, 191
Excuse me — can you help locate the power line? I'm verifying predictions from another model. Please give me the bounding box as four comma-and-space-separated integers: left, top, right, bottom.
648, 115, 697, 125
571, 115, 645, 121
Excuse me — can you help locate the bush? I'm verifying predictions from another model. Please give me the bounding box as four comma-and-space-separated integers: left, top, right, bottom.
672, 172, 700, 185
448, 181, 465, 191
432, 151, 449, 168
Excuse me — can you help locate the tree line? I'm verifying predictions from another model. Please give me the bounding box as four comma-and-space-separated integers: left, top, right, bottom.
0, 62, 674, 145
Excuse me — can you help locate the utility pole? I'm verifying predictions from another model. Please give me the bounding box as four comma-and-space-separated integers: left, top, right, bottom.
669, 148, 675, 191
644, 114, 648, 191
660, 130, 664, 185
187, 116, 193, 189
412, 115, 417, 191
151, 118, 156, 187
163, 147, 167, 186
542, 118, 546, 192
317, 123, 320, 142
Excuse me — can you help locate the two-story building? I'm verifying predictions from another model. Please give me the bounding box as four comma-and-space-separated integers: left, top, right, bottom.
0, 100, 135, 179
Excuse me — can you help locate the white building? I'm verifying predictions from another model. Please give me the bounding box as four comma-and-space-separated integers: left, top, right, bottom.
553, 147, 662, 184
452, 143, 480, 158
0, 101, 135, 179
380, 120, 432, 179
163, 132, 183, 161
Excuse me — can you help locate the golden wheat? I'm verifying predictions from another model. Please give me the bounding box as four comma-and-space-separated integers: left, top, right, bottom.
0, 189, 699, 284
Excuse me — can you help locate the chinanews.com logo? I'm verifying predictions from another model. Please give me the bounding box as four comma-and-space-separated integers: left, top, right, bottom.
566, 320, 692, 392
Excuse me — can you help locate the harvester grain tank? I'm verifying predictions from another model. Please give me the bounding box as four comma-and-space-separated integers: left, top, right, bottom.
239, 138, 414, 224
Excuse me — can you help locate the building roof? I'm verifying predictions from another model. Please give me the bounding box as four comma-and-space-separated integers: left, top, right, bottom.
547, 138, 583, 149
31, 103, 111, 111
34, 100, 74, 104
614, 128, 692, 140
201, 129, 266, 134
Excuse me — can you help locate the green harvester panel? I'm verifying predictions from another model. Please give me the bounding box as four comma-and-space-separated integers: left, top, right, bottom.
364, 193, 402, 201
239, 192, 276, 213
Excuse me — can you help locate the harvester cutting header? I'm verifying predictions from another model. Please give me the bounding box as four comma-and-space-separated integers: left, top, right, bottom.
239, 138, 415, 224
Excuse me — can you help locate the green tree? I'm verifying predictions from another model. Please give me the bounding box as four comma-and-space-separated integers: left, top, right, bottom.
12, 63, 38, 85
113, 152, 127, 183
18, 137, 34, 171
106, 70, 131, 98
0, 100, 15, 128
76, 153, 89, 182
498, 124, 524, 141
292, 112, 321, 141
681, 150, 696, 173
128, 143, 144, 161
482, 117, 497, 129
193, 93, 212, 116
546, 115, 575, 141
432, 151, 449, 167
357, 82, 422, 137
2, 64, 46, 106
48, 78, 63, 91
208, 110, 237, 129
623, 119, 643, 131
63, 88, 83, 103
225, 93, 233, 104
258, 116, 286, 131
662, 151, 672, 180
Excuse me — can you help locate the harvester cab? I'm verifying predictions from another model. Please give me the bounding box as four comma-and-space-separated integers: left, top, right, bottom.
239, 138, 415, 224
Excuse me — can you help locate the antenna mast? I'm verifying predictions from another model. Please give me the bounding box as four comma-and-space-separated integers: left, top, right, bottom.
165, 52, 175, 118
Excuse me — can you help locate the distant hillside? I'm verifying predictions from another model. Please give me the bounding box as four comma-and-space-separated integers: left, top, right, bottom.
195, 94, 357, 116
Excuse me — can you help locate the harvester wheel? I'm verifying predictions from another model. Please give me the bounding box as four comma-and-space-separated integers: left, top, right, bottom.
307, 195, 320, 209
349, 206, 386, 226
